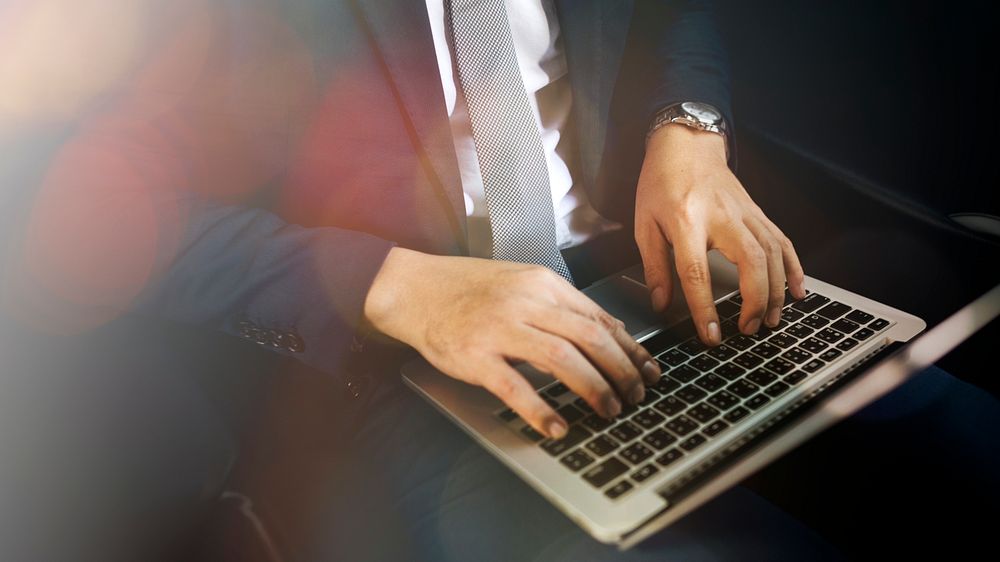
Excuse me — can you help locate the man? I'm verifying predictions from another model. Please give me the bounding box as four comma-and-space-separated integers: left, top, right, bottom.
3, 0, 996, 560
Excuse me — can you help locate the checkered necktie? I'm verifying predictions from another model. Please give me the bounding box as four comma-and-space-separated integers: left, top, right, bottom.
447, 0, 574, 283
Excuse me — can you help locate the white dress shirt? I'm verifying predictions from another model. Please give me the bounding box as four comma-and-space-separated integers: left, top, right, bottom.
425, 0, 621, 257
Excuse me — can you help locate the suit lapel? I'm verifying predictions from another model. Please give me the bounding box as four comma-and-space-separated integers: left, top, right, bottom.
556, 0, 633, 190
350, 0, 468, 251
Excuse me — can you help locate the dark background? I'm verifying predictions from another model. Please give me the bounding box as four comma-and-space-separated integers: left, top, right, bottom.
717, 0, 999, 394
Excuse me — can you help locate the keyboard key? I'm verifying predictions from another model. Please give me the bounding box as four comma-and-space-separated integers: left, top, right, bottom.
716, 299, 741, 318
801, 314, 830, 329
643, 428, 678, 450
676, 339, 705, 356
781, 307, 804, 323
545, 382, 570, 397
695, 373, 727, 392
703, 419, 730, 437
791, 293, 830, 313
605, 479, 634, 499
665, 415, 700, 437
653, 375, 681, 395
688, 354, 721, 372
679, 433, 707, 451
707, 344, 738, 362
729, 293, 743, 305
631, 463, 660, 483
621, 442, 655, 464
768, 332, 799, 348
656, 448, 685, 467
802, 358, 826, 373
715, 363, 746, 381
585, 435, 620, 457
815, 328, 845, 344
561, 449, 595, 472
784, 371, 808, 385
556, 404, 585, 425
764, 357, 796, 375
653, 396, 686, 417
687, 403, 721, 423
799, 337, 828, 354
541, 426, 592, 456
668, 364, 701, 384
610, 421, 643, 443
573, 397, 593, 414
633, 409, 665, 430
582, 415, 614, 432
521, 425, 545, 441
782, 347, 812, 364
830, 318, 860, 334
584, 457, 628, 488
723, 406, 751, 423
764, 381, 790, 397
747, 369, 778, 387
638, 389, 660, 408
836, 338, 860, 352
747, 324, 775, 341
720, 319, 740, 339
726, 334, 756, 351
734, 352, 764, 370
819, 349, 842, 362
658, 348, 689, 366
727, 379, 760, 398
543, 396, 559, 409
746, 394, 771, 410
869, 318, 890, 331
816, 301, 852, 320
750, 342, 781, 359
786, 323, 814, 339
498, 408, 518, 422
708, 390, 741, 410
853, 327, 875, 340
640, 329, 685, 355
675, 385, 708, 404
845, 309, 875, 324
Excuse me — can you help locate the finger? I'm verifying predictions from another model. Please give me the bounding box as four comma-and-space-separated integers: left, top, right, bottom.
506, 328, 622, 419
635, 221, 674, 313
745, 215, 787, 328
479, 358, 567, 439
547, 286, 660, 385
670, 226, 722, 345
715, 222, 768, 334
529, 306, 652, 406
763, 218, 806, 300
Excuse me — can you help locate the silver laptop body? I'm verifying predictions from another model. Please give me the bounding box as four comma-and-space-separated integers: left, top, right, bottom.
401, 251, 999, 548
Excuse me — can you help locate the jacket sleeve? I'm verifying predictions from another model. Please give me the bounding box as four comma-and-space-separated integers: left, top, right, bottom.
639, 0, 735, 164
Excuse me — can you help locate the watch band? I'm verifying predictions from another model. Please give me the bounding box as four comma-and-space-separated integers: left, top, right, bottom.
647, 102, 730, 162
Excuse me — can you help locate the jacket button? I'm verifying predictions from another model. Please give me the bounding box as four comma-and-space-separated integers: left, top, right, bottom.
285, 333, 305, 353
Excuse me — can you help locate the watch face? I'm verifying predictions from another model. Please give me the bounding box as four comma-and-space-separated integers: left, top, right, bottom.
681, 102, 721, 124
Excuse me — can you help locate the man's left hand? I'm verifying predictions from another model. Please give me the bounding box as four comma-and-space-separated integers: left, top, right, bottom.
634, 123, 806, 346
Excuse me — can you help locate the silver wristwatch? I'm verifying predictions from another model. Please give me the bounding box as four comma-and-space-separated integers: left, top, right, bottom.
647, 101, 730, 160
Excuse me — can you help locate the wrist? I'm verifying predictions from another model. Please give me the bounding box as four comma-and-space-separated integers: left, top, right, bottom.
646, 123, 728, 169
363, 246, 429, 343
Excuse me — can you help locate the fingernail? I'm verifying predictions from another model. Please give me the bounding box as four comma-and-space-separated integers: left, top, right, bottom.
651, 287, 667, 312
641, 360, 660, 382
630, 384, 645, 405
745, 318, 761, 334
766, 308, 781, 327
707, 321, 721, 345
605, 396, 622, 418
548, 419, 568, 440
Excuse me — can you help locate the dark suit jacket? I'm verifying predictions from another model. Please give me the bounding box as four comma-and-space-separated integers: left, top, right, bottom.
11, 0, 731, 379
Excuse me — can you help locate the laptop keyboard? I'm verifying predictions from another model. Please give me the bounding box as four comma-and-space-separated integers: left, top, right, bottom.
496, 290, 894, 501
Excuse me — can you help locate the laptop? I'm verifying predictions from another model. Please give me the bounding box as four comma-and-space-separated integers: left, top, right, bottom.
401, 251, 1000, 548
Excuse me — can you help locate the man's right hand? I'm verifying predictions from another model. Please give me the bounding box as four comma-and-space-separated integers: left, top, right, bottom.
363, 248, 661, 440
